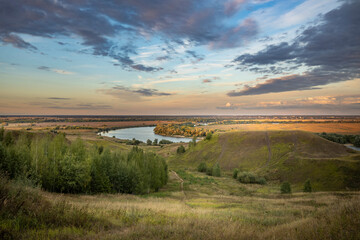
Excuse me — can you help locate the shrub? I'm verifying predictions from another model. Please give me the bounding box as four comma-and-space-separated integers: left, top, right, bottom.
212, 163, 221, 177
237, 171, 266, 185
205, 132, 212, 141
281, 181, 292, 194
303, 179, 312, 192
197, 162, 207, 172
177, 145, 186, 154
232, 168, 239, 179
159, 139, 173, 144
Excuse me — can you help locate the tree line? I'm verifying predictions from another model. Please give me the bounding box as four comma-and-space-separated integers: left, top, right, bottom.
154, 124, 214, 137
317, 132, 360, 147
0, 128, 168, 194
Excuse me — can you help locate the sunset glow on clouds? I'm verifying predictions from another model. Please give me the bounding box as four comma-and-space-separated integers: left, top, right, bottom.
0, 0, 359, 115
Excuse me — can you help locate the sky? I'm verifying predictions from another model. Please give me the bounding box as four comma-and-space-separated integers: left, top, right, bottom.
0, 0, 359, 115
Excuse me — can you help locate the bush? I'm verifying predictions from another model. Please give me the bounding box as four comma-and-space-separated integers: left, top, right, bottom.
232, 168, 239, 179
197, 162, 207, 172
177, 145, 186, 154
159, 139, 173, 144
281, 181, 291, 194
205, 132, 212, 141
146, 139, 152, 145
237, 171, 266, 185
212, 163, 221, 177
303, 179, 312, 192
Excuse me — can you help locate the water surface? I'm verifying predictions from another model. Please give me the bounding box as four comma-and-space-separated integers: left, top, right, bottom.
100, 126, 193, 143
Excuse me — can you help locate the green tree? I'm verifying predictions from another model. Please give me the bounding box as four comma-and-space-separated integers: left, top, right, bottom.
147, 139, 152, 145
177, 145, 185, 154
303, 179, 312, 192
0, 127, 4, 142
153, 139, 158, 146
281, 181, 292, 194
354, 136, 360, 147
205, 132, 212, 141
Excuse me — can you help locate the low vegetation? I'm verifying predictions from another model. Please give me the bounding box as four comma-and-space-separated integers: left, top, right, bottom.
237, 171, 266, 185
317, 132, 360, 147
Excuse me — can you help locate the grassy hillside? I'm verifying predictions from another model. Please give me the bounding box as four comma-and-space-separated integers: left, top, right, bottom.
1, 172, 360, 240
171, 131, 360, 191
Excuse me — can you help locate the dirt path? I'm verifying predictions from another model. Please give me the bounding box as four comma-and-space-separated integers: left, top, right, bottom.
171, 170, 186, 199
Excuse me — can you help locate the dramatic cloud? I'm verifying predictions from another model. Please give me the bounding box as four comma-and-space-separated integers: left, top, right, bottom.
0, 0, 258, 72
99, 85, 173, 99
230, 0, 360, 96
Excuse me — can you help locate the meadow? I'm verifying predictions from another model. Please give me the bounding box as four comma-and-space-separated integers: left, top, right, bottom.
1, 116, 360, 239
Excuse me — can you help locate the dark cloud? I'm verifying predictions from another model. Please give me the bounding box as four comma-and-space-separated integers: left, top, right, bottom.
46, 104, 112, 110
48, 97, 71, 100
0, 33, 37, 50
186, 50, 204, 62
108, 85, 173, 97
38, 66, 50, 71
230, 0, 360, 96
0, 0, 258, 71
202, 76, 220, 83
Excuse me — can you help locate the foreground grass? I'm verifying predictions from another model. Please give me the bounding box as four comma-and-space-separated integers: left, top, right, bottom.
2, 170, 359, 240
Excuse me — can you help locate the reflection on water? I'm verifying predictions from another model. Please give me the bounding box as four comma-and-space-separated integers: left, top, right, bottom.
100, 126, 193, 143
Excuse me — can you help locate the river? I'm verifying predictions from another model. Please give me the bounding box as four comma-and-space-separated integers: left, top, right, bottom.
99, 126, 194, 143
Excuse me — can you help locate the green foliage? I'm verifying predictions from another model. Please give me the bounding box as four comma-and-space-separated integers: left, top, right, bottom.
205, 132, 212, 141
203, 163, 221, 177
281, 181, 292, 194
354, 136, 360, 147
303, 179, 312, 192
212, 163, 221, 177
232, 168, 239, 179
177, 145, 186, 154
3, 131, 14, 146
318, 132, 360, 146
197, 162, 207, 172
189, 136, 197, 148
146, 139, 152, 145
0, 127, 4, 141
237, 171, 266, 185
0, 131, 168, 195
126, 138, 142, 145
153, 138, 158, 146
159, 139, 173, 144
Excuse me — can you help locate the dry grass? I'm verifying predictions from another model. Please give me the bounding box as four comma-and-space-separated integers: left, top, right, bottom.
33, 170, 360, 240
203, 123, 360, 134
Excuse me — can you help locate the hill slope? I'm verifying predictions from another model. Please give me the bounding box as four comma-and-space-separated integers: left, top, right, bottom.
172, 131, 360, 190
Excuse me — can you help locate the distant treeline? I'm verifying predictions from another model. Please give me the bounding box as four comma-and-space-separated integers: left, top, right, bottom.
317, 132, 360, 147
154, 124, 213, 137
0, 128, 168, 194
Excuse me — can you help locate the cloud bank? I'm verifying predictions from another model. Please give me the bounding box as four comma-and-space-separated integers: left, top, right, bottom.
229, 0, 360, 96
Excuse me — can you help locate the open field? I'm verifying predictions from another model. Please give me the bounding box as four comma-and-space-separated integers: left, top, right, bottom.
1, 116, 360, 239
2, 170, 360, 240
203, 122, 360, 134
